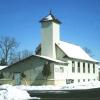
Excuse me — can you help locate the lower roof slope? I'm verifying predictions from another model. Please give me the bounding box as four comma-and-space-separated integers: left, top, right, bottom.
0, 66, 8, 70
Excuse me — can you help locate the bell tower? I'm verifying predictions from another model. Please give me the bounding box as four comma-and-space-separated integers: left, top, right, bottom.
40, 11, 61, 58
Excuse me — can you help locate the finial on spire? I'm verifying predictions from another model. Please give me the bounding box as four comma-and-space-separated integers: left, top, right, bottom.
40, 10, 61, 24
49, 10, 52, 15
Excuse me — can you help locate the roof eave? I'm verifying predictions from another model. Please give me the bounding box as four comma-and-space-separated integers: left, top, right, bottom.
39, 19, 61, 24
64, 55, 99, 63
1, 54, 68, 71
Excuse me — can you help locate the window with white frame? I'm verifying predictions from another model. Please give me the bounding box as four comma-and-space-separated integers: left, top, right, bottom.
60, 67, 64, 72
93, 64, 95, 73
55, 68, 59, 72
88, 63, 90, 73
72, 61, 75, 73
78, 79, 80, 83
78, 62, 80, 73
66, 79, 74, 84
83, 79, 85, 82
83, 62, 85, 73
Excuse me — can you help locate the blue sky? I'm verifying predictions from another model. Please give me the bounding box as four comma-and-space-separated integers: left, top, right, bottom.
0, 0, 100, 60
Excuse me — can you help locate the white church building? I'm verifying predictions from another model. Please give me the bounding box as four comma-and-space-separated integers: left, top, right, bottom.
35, 12, 99, 84
1, 12, 99, 85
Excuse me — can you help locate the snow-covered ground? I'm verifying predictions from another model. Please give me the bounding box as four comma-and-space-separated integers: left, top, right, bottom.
0, 81, 100, 100
17, 80, 100, 91
0, 84, 40, 100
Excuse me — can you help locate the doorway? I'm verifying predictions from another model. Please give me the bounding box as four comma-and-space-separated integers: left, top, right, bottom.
14, 72, 21, 85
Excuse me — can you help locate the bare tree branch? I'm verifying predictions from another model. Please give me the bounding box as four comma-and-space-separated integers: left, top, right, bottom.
10, 50, 33, 64
0, 36, 18, 65
83, 47, 94, 57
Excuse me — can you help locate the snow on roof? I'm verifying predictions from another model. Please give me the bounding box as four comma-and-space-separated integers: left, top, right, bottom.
40, 12, 61, 24
3, 54, 67, 70
57, 41, 97, 62
0, 66, 8, 70
44, 14, 53, 20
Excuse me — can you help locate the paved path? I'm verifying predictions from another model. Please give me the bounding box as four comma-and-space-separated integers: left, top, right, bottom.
28, 88, 100, 100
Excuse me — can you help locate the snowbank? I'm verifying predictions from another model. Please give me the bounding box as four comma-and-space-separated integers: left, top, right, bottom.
17, 80, 100, 91
0, 84, 40, 100
62, 81, 100, 90
0, 81, 100, 100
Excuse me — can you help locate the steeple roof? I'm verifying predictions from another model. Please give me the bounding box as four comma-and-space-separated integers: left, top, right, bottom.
40, 11, 61, 24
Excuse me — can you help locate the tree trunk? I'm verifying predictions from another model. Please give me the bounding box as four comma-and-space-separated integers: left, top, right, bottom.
45, 76, 48, 85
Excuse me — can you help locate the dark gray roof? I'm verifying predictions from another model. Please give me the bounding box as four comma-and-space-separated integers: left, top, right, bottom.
40, 12, 61, 24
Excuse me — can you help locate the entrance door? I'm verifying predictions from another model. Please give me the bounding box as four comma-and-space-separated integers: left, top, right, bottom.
14, 73, 21, 85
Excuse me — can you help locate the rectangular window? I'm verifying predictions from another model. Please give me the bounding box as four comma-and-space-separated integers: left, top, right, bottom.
83, 79, 85, 82
55, 68, 59, 72
60, 67, 64, 72
66, 79, 74, 84
72, 61, 75, 73
78, 62, 80, 73
78, 79, 80, 83
83, 63, 85, 73
99, 72, 100, 81
93, 64, 95, 73
88, 63, 90, 73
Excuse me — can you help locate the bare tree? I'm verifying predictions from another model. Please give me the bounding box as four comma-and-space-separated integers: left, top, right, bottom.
10, 51, 21, 64
0, 36, 18, 65
21, 50, 33, 59
83, 47, 94, 57
10, 50, 33, 64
